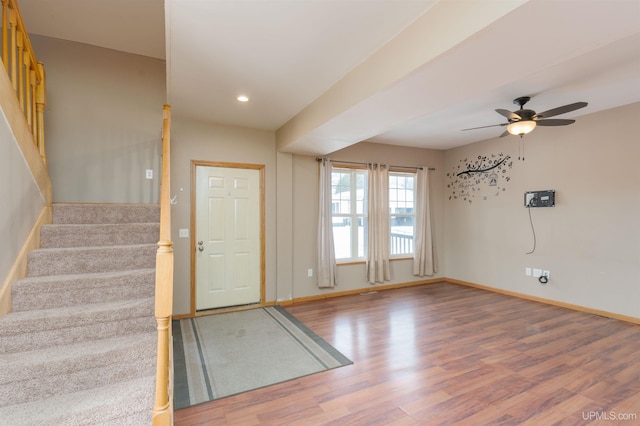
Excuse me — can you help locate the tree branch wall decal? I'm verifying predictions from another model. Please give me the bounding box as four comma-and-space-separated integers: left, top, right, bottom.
447, 153, 513, 204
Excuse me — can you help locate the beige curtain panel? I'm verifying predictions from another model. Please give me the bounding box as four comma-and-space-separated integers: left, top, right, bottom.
317, 158, 336, 288
413, 167, 437, 276
366, 163, 390, 284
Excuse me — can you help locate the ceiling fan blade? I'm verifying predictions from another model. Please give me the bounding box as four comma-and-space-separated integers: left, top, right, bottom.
499, 130, 509, 138
496, 109, 521, 120
534, 102, 588, 119
461, 123, 507, 131
536, 118, 576, 126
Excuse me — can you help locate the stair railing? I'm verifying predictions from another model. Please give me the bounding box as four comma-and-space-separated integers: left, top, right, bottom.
1, 0, 47, 165
153, 104, 174, 425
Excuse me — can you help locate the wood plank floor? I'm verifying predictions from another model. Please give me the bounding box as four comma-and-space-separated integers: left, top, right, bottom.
175, 282, 640, 425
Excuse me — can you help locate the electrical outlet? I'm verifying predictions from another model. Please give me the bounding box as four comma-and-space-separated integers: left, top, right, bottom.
146, 169, 153, 179
542, 270, 550, 279
525, 267, 532, 276
533, 268, 542, 278
307, 269, 313, 277
179, 228, 189, 238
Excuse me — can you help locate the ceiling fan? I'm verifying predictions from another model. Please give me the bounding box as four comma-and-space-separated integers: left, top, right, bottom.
462, 96, 588, 137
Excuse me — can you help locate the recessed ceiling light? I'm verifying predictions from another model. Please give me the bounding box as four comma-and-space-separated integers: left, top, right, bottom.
237, 95, 249, 102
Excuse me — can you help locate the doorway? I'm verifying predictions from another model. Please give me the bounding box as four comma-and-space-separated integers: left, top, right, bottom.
192, 161, 264, 312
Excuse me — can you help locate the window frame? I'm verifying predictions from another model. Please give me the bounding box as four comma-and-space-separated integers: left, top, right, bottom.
331, 166, 368, 263
388, 171, 416, 259
330, 165, 418, 263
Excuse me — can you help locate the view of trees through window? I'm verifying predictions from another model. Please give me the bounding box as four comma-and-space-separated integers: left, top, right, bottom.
331, 168, 415, 261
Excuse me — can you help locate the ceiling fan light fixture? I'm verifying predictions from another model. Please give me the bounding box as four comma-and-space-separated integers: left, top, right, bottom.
507, 120, 536, 136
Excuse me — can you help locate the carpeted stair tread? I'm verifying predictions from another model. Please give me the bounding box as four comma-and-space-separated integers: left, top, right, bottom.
0, 375, 155, 426
28, 243, 157, 276
0, 332, 156, 382
0, 332, 156, 407
12, 269, 155, 312
0, 203, 159, 422
0, 297, 155, 354
40, 222, 160, 248
53, 203, 160, 224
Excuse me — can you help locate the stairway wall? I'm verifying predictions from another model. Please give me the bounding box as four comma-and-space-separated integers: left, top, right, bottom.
0, 207, 50, 316
30, 34, 166, 204
0, 52, 52, 317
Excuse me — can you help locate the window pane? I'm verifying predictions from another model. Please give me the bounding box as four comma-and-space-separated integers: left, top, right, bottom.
406, 176, 414, 190
332, 172, 351, 214
389, 172, 415, 256
389, 173, 414, 213
390, 215, 414, 255
356, 172, 367, 214
331, 168, 368, 261
333, 217, 351, 259
397, 175, 404, 190
358, 216, 367, 258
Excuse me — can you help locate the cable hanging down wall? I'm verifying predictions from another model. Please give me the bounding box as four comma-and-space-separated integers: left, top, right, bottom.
315, 158, 435, 171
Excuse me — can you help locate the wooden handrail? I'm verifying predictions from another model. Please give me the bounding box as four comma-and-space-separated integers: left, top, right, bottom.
3, 3, 169, 420
1, 0, 46, 164
153, 104, 174, 425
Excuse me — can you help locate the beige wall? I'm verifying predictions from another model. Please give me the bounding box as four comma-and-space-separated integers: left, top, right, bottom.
169, 124, 447, 314
27, 34, 637, 320
444, 102, 640, 318
0, 107, 46, 308
290, 142, 446, 299
170, 117, 278, 315
30, 35, 166, 203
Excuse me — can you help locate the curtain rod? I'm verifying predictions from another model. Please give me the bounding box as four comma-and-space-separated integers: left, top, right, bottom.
315, 158, 435, 171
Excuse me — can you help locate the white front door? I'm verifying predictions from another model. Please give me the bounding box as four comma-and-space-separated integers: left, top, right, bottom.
195, 165, 262, 310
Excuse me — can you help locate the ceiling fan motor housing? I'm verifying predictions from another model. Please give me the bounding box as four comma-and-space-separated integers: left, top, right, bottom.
512, 109, 535, 121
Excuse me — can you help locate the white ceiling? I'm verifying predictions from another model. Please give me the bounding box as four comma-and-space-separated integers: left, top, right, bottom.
19, 0, 640, 155
18, 0, 166, 60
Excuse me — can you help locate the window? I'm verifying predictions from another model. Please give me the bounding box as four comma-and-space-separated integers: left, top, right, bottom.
331, 168, 367, 261
389, 172, 415, 257
331, 168, 416, 262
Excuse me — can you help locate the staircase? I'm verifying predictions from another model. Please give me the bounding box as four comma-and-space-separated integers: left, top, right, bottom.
0, 203, 160, 425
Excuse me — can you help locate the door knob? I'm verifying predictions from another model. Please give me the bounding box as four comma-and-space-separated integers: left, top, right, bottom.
198, 245, 204, 252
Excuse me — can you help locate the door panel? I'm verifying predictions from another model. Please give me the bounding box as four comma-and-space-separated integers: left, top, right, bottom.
196, 165, 261, 310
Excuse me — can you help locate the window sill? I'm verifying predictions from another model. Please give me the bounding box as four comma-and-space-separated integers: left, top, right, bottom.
336, 257, 413, 266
